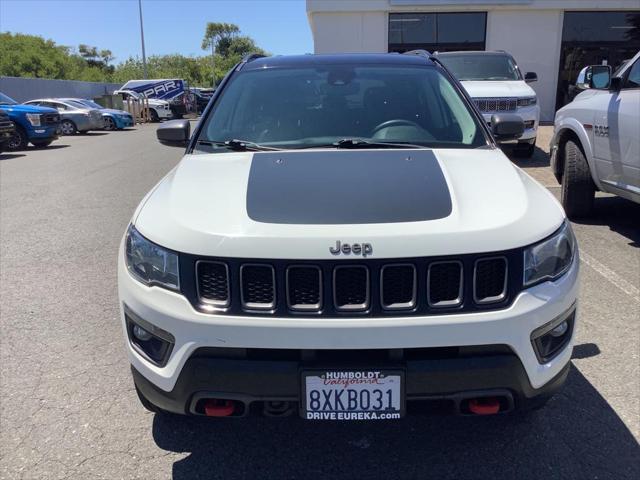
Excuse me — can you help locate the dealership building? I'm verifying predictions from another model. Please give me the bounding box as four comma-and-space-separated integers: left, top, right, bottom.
306, 0, 640, 121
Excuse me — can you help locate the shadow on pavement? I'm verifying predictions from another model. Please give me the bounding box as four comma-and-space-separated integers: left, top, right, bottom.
152, 364, 639, 480
574, 195, 640, 248
507, 145, 550, 168
0, 153, 26, 160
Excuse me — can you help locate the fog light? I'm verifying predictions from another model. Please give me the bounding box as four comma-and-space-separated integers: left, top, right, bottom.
124, 305, 174, 367
550, 320, 568, 338
531, 306, 575, 364
133, 324, 153, 341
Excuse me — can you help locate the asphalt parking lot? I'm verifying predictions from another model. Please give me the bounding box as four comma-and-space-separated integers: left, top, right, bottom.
1, 125, 638, 480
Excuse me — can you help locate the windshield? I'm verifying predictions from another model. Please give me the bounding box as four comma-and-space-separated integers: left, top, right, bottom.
65, 100, 90, 110
197, 64, 486, 151
438, 54, 521, 81
0, 93, 18, 105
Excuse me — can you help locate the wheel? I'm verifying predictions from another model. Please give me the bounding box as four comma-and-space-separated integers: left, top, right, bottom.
561, 139, 595, 218
7, 126, 28, 150
135, 385, 167, 415
60, 119, 77, 135
103, 116, 117, 131
30, 140, 53, 148
149, 109, 159, 122
514, 139, 536, 158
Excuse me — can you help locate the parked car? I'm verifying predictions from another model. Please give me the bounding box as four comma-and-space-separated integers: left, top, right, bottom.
119, 52, 579, 419
0, 109, 16, 153
23, 99, 103, 135
436, 51, 540, 157
0, 92, 60, 149
113, 89, 173, 122
550, 51, 640, 218
62, 98, 134, 131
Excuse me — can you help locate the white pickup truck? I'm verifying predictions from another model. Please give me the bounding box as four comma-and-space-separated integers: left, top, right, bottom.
550, 51, 640, 218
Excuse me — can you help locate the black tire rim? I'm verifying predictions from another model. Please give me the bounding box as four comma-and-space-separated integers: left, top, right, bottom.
61, 121, 75, 135
7, 130, 25, 149
104, 117, 116, 130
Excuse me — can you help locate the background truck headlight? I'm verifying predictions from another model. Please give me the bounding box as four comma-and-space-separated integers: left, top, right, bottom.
125, 225, 180, 291
524, 222, 576, 286
25, 113, 41, 126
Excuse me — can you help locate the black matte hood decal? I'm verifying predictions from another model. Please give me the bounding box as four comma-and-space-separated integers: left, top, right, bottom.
246, 150, 452, 224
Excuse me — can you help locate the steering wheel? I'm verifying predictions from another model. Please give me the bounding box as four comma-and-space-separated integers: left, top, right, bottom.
371, 119, 422, 135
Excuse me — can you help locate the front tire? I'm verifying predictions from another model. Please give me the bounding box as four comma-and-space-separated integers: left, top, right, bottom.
7, 126, 28, 150
149, 109, 159, 122
561, 139, 595, 219
103, 116, 117, 131
60, 119, 77, 135
513, 138, 536, 158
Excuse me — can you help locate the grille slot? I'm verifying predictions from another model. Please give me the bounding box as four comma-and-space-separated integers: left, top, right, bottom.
474, 257, 508, 304
240, 264, 276, 310
43, 113, 60, 124
334, 266, 369, 311
287, 266, 322, 311
428, 261, 463, 307
381, 264, 416, 310
196, 261, 230, 307
474, 98, 518, 112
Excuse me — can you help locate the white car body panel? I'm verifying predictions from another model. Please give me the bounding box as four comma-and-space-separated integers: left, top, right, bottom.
551, 51, 640, 204
134, 148, 565, 259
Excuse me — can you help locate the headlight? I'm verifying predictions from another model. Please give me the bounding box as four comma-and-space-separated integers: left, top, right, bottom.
524, 222, 576, 287
125, 226, 180, 291
517, 97, 537, 107
25, 113, 41, 126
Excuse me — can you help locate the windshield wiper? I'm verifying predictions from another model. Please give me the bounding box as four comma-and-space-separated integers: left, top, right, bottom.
333, 138, 422, 149
196, 139, 281, 151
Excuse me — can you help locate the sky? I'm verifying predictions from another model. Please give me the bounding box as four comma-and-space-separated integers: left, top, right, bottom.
0, 0, 314, 63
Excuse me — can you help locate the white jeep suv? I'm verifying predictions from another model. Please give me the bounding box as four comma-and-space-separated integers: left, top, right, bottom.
550, 51, 640, 218
118, 52, 578, 420
437, 51, 540, 157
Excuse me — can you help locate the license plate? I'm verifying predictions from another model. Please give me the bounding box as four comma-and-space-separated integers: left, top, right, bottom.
302, 370, 403, 421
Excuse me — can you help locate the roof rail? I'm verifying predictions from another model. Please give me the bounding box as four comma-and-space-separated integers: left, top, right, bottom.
403, 49, 433, 59
236, 53, 267, 71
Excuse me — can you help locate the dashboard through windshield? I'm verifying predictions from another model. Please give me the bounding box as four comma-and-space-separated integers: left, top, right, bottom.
196, 64, 487, 151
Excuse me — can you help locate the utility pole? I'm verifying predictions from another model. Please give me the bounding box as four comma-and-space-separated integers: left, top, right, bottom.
138, 0, 148, 79
211, 42, 215, 87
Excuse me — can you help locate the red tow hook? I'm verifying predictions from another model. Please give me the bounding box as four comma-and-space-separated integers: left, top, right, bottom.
203, 399, 236, 417
468, 397, 501, 415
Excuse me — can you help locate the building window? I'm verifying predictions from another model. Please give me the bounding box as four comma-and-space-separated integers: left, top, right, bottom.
556, 11, 640, 109
389, 12, 486, 53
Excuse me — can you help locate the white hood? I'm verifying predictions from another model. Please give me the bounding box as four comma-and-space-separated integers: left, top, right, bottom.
460, 80, 536, 99
134, 148, 564, 259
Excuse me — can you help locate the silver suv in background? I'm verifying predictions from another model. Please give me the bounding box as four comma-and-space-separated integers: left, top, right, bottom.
436, 51, 540, 157
23, 98, 103, 135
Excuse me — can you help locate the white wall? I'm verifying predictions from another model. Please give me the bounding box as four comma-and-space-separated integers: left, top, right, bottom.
486, 10, 564, 121
310, 12, 388, 54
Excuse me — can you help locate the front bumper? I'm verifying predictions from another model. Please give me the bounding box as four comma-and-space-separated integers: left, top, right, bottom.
482, 104, 540, 143
118, 240, 579, 407
113, 115, 134, 129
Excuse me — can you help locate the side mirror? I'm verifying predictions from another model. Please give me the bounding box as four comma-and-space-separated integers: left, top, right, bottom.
157, 119, 190, 147
586, 65, 612, 89
524, 72, 538, 83
491, 113, 524, 141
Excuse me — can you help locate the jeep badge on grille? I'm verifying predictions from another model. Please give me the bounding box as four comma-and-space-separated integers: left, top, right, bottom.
330, 241, 373, 257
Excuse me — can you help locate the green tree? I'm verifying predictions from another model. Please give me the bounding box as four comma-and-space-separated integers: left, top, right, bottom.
201, 22, 240, 85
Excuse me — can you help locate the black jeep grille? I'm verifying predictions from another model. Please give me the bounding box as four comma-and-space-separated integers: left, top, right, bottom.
185, 250, 519, 317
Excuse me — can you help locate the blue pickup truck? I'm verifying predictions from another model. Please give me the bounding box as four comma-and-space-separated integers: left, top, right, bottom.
0, 92, 60, 150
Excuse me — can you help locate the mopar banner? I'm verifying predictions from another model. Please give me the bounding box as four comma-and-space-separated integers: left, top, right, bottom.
120, 79, 185, 100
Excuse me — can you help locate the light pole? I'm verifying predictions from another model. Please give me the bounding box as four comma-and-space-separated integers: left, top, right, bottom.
138, 0, 148, 79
